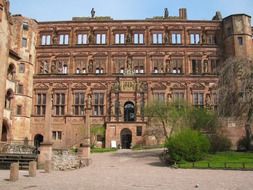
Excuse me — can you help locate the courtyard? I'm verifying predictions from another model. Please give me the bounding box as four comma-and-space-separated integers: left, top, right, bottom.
0, 149, 253, 190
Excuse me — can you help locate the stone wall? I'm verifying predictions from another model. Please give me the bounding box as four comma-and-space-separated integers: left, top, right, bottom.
0, 143, 35, 154
52, 149, 83, 171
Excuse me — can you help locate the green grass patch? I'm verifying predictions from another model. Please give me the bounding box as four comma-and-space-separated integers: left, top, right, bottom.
132, 144, 164, 150
91, 148, 117, 153
177, 151, 253, 170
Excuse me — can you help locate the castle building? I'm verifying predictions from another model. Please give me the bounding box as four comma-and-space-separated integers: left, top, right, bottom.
0, 0, 252, 150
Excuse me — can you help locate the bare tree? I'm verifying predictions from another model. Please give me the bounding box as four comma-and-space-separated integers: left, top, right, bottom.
218, 57, 253, 150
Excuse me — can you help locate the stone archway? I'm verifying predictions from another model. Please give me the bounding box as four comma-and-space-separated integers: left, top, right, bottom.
124, 101, 135, 122
120, 128, 132, 149
34, 134, 44, 149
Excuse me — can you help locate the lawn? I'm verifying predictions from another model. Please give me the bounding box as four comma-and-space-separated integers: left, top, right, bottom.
91, 148, 117, 153
177, 151, 253, 170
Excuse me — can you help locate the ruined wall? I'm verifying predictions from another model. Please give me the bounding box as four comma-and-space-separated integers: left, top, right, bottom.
0, 0, 10, 140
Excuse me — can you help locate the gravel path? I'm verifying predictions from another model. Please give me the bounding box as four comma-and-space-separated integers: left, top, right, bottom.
0, 149, 253, 190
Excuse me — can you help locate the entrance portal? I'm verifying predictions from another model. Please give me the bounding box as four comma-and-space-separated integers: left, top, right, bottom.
120, 128, 132, 149
34, 134, 44, 149
124, 102, 135, 122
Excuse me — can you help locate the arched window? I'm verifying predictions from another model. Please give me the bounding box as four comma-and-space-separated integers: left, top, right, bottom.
124, 102, 135, 122
7, 63, 16, 80
5, 89, 14, 109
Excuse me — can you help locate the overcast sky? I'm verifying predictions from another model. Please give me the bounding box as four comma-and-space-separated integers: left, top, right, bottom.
9, 0, 253, 23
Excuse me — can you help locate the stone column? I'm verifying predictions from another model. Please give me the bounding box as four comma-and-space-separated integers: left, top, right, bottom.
9, 163, 19, 182
38, 142, 53, 167
78, 107, 91, 167
29, 161, 37, 177
44, 160, 52, 173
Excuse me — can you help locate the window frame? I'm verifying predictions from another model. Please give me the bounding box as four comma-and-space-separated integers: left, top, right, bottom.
190, 32, 200, 44
115, 33, 125, 44
73, 92, 85, 116
35, 92, 46, 116
59, 34, 69, 45
152, 33, 163, 44
96, 33, 107, 45
77, 33, 88, 45
171, 32, 182, 44
93, 92, 105, 116
53, 92, 66, 116
134, 33, 144, 44
41, 34, 51, 46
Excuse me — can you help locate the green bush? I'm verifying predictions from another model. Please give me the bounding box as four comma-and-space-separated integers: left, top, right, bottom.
165, 128, 210, 162
237, 136, 251, 151
208, 134, 232, 153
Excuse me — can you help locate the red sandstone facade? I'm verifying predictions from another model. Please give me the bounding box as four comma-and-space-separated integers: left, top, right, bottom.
0, 1, 253, 150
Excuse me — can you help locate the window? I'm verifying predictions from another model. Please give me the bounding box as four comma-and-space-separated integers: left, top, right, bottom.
22, 38, 27, 47
192, 59, 201, 74
93, 93, 104, 116
16, 105, 22, 115
54, 93, 65, 116
19, 63, 25, 73
17, 84, 24, 94
210, 59, 218, 74
207, 34, 216, 45
114, 58, 125, 73
73, 92, 85, 115
152, 59, 163, 73
172, 92, 184, 102
166, 59, 183, 74
23, 22, 29, 30
77, 34, 88, 44
238, 37, 243, 45
75, 59, 88, 74
96, 33, 106, 44
115, 33, 125, 44
153, 92, 165, 102
172, 33, 181, 44
41, 35, 51, 45
136, 126, 142, 136
190, 33, 200, 44
193, 92, 204, 108
52, 131, 62, 140
94, 58, 105, 74
134, 33, 144, 44
63, 64, 68, 74
152, 33, 162, 44
133, 59, 144, 74
36, 93, 46, 116
59, 34, 69, 45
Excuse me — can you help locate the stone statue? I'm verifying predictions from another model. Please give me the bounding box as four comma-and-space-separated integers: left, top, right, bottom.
164, 32, 169, 44
91, 8, 95, 18
52, 27, 58, 45
88, 29, 95, 44
126, 28, 132, 43
88, 59, 93, 73
87, 94, 92, 108
164, 8, 169, 18
51, 60, 56, 73
127, 56, 132, 70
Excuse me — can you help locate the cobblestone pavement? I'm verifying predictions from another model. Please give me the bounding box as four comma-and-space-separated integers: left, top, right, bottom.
0, 149, 253, 190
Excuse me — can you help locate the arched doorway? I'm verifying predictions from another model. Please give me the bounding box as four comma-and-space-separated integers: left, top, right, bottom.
124, 101, 135, 122
1, 121, 8, 142
34, 134, 43, 150
120, 128, 132, 149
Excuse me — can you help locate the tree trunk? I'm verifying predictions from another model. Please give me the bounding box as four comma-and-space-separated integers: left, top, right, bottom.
162, 121, 169, 139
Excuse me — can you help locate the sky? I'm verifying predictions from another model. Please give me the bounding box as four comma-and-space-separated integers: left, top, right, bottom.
9, 0, 253, 23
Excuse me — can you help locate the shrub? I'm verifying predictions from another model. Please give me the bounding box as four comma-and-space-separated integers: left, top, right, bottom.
237, 136, 251, 151
208, 134, 232, 153
165, 128, 210, 162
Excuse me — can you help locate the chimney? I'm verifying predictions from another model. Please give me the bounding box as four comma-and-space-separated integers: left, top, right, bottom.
179, 8, 187, 20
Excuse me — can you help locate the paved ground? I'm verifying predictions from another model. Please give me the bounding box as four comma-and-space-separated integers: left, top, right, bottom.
0, 149, 253, 190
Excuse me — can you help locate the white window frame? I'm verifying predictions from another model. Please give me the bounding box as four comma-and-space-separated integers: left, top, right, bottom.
96, 33, 106, 44
152, 33, 163, 44
134, 33, 144, 44
115, 33, 125, 44
41, 35, 51, 45
59, 34, 69, 45
172, 33, 181, 44
77, 34, 88, 44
